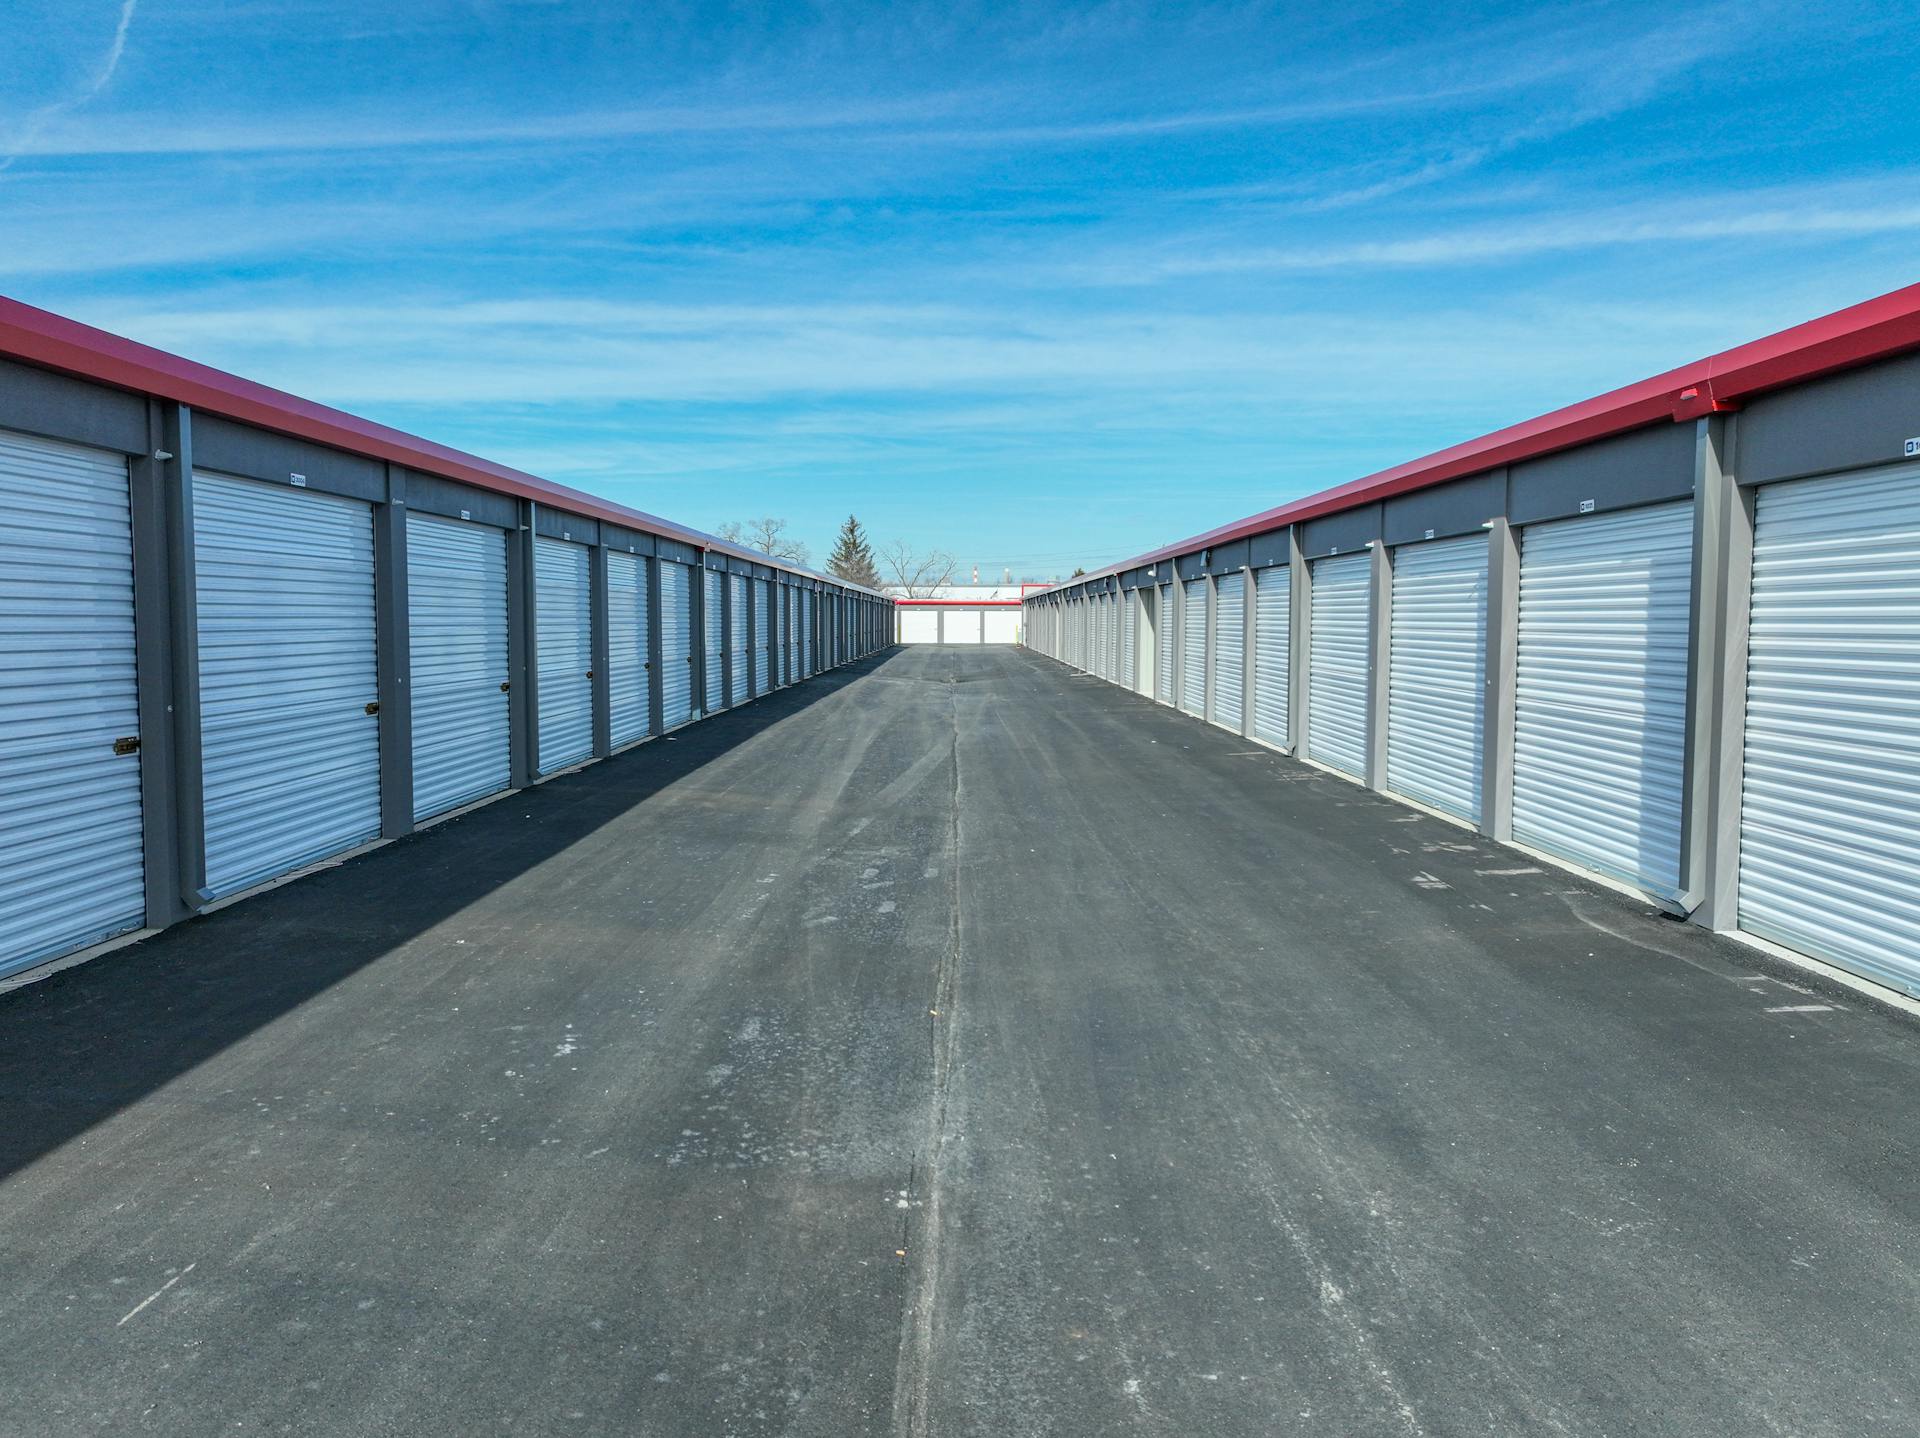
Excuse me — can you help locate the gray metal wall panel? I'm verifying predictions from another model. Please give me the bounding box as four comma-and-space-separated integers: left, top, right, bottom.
1386, 535, 1488, 821
192, 415, 384, 502
1511, 501, 1693, 895
0, 356, 149, 454
607, 551, 652, 746
0, 429, 146, 976
1246, 528, 1291, 568
1508, 424, 1695, 526
402, 471, 517, 529
1308, 553, 1372, 776
1302, 503, 1383, 560
406, 511, 511, 821
534, 508, 599, 545
1205, 539, 1250, 576
657, 537, 700, 567
601, 523, 660, 557
1738, 352, 1920, 486
534, 536, 594, 773
194, 472, 381, 899
1738, 463, 1920, 998
1383, 469, 1506, 546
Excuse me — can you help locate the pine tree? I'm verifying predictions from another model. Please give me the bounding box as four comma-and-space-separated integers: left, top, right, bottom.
827, 514, 882, 587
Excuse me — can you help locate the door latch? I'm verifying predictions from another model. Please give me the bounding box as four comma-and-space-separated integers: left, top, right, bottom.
500, 681, 511, 692
112, 735, 140, 756
364, 702, 381, 715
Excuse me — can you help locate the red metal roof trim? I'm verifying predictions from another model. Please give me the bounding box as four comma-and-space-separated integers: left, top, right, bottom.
0, 295, 883, 595
1054, 281, 1920, 591
893, 599, 1024, 607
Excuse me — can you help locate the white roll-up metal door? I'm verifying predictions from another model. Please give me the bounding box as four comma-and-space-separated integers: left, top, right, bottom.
984, 608, 1020, 644
901, 608, 940, 643
1101, 595, 1114, 678
754, 578, 771, 692
784, 585, 799, 679
1213, 573, 1246, 732
1387, 536, 1488, 822
195, 472, 380, 899
1253, 566, 1290, 748
660, 561, 694, 728
1512, 502, 1692, 895
1738, 464, 1920, 998
535, 535, 593, 774
1120, 593, 1137, 688
0, 431, 145, 977
607, 551, 651, 747
802, 591, 815, 673
1156, 587, 1175, 702
703, 569, 725, 711
727, 573, 748, 703
1308, 553, 1371, 778
407, 511, 509, 822
1181, 579, 1207, 715
943, 608, 985, 643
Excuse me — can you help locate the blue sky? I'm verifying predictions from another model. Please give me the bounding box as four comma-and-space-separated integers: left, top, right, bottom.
3, 1, 1918, 580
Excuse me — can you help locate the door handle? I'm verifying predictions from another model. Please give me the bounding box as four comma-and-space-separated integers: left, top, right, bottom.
112, 735, 140, 756
500, 681, 511, 692
365, 702, 381, 715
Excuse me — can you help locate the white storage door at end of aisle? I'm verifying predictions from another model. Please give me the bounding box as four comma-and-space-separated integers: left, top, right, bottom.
1511, 501, 1692, 895
407, 512, 510, 822
944, 609, 985, 643
1213, 574, 1246, 732
1181, 580, 1207, 714
607, 551, 652, 747
900, 608, 939, 643
660, 562, 694, 727
1386, 536, 1488, 822
196, 472, 381, 899
0, 430, 145, 978
1308, 553, 1371, 778
985, 608, 1020, 644
1253, 566, 1290, 747
535, 536, 594, 773
1738, 464, 1920, 998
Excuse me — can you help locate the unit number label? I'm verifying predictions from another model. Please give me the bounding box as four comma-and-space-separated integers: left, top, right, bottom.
1905, 436, 1920, 458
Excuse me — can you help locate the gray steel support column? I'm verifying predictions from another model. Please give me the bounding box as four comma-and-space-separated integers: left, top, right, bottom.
1480, 517, 1519, 841
373, 465, 414, 838
1685, 414, 1750, 929
589, 543, 611, 757
1241, 567, 1257, 737
1288, 527, 1310, 754
157, 404, 210, 911
646, 556, 665, 738
129, 400, 189, 925
1364, 541, 1391, 790
508, 501, 538, 787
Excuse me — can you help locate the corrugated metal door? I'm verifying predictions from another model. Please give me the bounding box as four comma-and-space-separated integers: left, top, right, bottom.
660, 561, 694, 728
703, 569, 725, 711
727, 573, 749, 704
535, 536, 593, 773
1213, 573, 1246, 732
1387, 536, 1487, 822
1181, 579, 1207, 715
0, 430, 145, 977
1254, 566, 1290, 747
901, 608, 939, 642
1308, 553, 1371, 778
407, 511, 509, 822
984, 608, 1020, 643
1512, 502, 1692, 894
196, 472, 380, 899
606, 551, 651, 747
1120, 593, 1137, 689
754, 578, 772, 692
785, 586, 798, 679
1156, 587, 1175, 702
1738, 465, 1920, 997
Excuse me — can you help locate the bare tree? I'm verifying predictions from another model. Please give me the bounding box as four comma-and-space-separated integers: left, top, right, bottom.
717, 517, 810, 566
881, 539, 958, 598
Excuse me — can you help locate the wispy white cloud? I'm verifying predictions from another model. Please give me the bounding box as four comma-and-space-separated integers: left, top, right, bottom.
1, 0, 139, 174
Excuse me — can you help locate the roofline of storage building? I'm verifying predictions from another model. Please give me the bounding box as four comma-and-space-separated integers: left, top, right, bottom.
1043, 279, 1920, 594
0, 295, 883, 597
